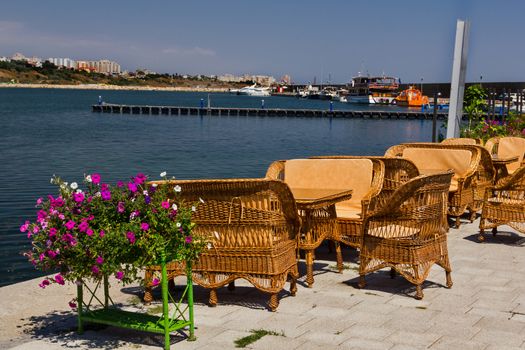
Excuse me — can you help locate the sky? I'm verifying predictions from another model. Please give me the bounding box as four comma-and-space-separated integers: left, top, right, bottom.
1, 0, 524, 84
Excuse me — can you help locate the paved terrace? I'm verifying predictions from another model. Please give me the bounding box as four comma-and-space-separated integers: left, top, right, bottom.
1, 218, 525, 350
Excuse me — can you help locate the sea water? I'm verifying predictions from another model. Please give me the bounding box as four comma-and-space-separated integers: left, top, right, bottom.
0, 88, 433, 286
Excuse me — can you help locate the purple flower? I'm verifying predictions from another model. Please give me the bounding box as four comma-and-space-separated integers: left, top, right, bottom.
101, 183, 109, 191
96, 256, 104, 264
126, 231, 136, 244
73, 192, 85, 203
115, 271, 124, 280
47, 250, 57, 259
145, 196, 151, 204
117, 202, 125, 213
141, 222, 149, 231
91, 173, 101, 184
152, 278, 160, 286
65, 220, 76, 230
54, 273, 65, 285
101, 190, 111, 201
134, 173, 147, 185
39, 279, 50, 289
117, 180, 124, 188
128, 182, 137, 193
92, 265, 100, 275
78, 221, 89, 233
99, 230, 105, 237
86, 228, 94, 236
185, 236, 193, 244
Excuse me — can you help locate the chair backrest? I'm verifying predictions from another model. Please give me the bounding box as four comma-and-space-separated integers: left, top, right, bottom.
442, 137, 482, 145
152, 178, 300, 248
283, 159, 374, 212
402, 148, 472, 178
498, 137, 525, 174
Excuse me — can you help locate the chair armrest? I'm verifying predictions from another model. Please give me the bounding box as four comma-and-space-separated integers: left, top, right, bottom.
265, 160, 286, 180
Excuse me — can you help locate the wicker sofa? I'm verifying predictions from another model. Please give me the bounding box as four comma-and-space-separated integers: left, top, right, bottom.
358, 171, 454, 299
144, 178, 301, 311
385, 143, 481, 227
266, 158, 383, 283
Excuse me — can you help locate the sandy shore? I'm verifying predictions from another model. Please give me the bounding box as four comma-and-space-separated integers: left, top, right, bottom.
0, 83, 231, 93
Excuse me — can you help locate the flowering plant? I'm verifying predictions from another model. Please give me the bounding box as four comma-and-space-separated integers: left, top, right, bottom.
23, 172, 206, 291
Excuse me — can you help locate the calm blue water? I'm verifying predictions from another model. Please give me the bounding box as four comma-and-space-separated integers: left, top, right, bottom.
0, 88, 434, 287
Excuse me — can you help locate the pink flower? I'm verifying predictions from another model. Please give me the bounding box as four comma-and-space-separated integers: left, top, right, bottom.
128, 182, 137, 193
92, 265, 100, 274
96, 256, 104, 264
101, 190, 111, 201
39, 253, 45, 261
115, 271, 124, 280
20, 221, 29, 233
101, 183, 109, 191
32, 226, 40, 234
126, 231, 136, 244
78, 221, 89, 233
54, 274, 65, 285
86, 228, 94, 236
48, 227, 57, 237
91, 173, 101, 184
185, 236, 193, 244
73, 192, 85, 203
99, 230, 105, 237
134, 173, 147, 185
117, 202, 125, 213
152, 278, 160, 286
87, 215, 95, 221
65, 220, 76, 230
117, 180, 124, 188
39, 279, 50, 289
47, 250, 57, 259
141, 222, 149, 231
36, 197, 43, 205
68, 301, 77, 309
161, 201, 170, 209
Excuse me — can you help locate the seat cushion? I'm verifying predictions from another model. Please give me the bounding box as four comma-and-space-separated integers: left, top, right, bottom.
498, 137, 525, 174
284, 159, 374, 217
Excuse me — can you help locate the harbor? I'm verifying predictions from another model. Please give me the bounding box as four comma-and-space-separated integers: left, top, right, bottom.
92, 103, 451, 120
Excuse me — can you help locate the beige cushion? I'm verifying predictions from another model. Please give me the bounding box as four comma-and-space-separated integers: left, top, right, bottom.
284, 159, 374, 218
498, 137, 525, 174
403, 148, 471, 178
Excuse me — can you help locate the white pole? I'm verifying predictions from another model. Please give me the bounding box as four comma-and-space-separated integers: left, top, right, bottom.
447, 19, 470, 138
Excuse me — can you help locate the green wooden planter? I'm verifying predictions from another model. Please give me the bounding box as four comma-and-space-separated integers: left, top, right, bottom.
77, 253, 195, 350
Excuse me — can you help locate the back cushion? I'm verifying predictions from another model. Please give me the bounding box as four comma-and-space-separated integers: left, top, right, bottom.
403, 148, 472, 178
498, 137, 525, 173
284, 159, 374, 216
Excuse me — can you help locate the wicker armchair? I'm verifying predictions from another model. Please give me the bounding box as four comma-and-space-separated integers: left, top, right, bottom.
485, 136, 525, 175
144, 178, 301, 311
479, 165, 525, 241
309, 156, 420, 248
385, 143, 481, 227
442, 137, 482, 145
266, 158, 381, 284
358, 171, 454, 300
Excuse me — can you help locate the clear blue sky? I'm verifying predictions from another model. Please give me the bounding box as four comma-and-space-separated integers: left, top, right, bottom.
1, 0, 523, 83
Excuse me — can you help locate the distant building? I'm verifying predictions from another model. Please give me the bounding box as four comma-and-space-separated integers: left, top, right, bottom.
0, 56, 10, 62
74, 59, 121, 75
46, 57, 75, 69
11, 52, 27, 61
27, 56, 43, 67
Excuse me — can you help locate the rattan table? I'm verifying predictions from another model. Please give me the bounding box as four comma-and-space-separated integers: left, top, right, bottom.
290, 188, 353, 287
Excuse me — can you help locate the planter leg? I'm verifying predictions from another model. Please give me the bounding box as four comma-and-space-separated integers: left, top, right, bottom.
187, 266, 196, 341
161, 256, 170, 350
77, 282, 84, 334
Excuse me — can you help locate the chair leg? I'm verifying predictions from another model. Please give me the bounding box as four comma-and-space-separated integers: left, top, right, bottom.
478, 229, 485, 242
358, 275, 366, 289
290, 276, 297, 296
492, 227, 498, 236
470, 211, 477, 222
268, 293, 279, 312
209, 289, 218, 307
445, 271, 453, 288
227, 281, 235, 291
305, 250, 314, 288
168, 278, 176, 290
390, 268, 396, 279
335, 241, 343, 273
415, 284, 424, 300
455, 216, 461, 228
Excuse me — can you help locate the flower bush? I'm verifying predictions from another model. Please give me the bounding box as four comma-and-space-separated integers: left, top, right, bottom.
23, 172, 206, 291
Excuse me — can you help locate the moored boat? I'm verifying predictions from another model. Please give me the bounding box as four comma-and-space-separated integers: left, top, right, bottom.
237, 84, 271, 96
346, 74, 399, 104
394, 86, 429, 107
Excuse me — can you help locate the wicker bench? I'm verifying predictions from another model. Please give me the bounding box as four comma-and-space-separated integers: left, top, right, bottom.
385, 144, 480, 227
144, 178, 301, 311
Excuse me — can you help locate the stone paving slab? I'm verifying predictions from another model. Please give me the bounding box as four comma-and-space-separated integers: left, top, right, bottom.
1, 219, 525, 349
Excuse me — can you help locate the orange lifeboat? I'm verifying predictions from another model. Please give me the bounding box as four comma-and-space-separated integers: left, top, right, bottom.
395, 86, 429, 107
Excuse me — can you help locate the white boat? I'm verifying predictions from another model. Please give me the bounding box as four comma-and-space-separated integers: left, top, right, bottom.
237, 84, 271, 96
346, 74, 399, 104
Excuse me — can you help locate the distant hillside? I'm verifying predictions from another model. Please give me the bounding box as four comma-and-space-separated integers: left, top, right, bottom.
0, 61, 244, 89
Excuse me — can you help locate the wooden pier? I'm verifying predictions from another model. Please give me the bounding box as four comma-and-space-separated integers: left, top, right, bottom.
92, 104, 452, 120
